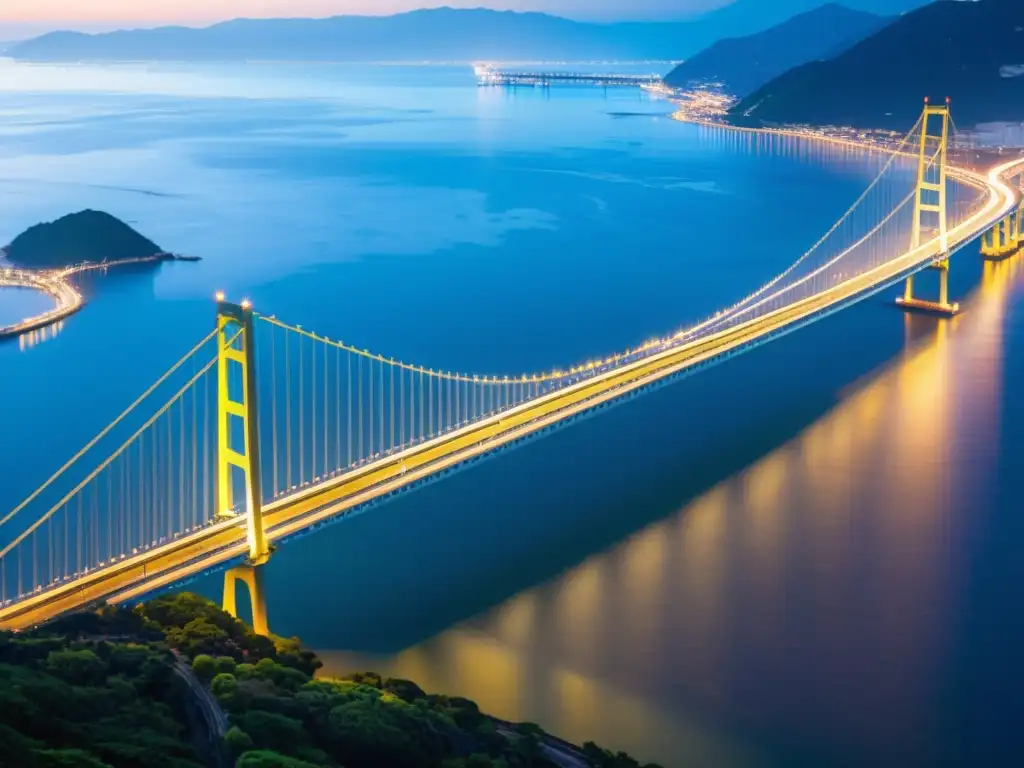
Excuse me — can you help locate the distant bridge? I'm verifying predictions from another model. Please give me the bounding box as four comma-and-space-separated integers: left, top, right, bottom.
475, 65, 662, 88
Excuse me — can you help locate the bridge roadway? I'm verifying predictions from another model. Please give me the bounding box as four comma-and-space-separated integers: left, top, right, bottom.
0, 255, 171, 339
1, 158, 1021, 631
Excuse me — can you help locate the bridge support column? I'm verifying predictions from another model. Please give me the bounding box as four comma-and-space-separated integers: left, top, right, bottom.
897, 259, 959, 316
223, 564, 270, 637
981, 215, 1021, 261
216, 295, 271, 566
898, 99, 958, 317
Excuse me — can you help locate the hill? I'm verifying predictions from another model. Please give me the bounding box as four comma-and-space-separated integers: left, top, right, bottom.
664, 3, 890, 98
730, 0, 1024, 130
5, 210, 163, 269
6, 4, 933, 64
0, 593, 660, 768
7, 9, 688, 62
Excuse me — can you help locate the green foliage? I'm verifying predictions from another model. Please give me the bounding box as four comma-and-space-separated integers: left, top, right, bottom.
44, 650, 106, 686
1, 593, 656, 768
442, 755, 511, 768
0, 637, 204, 768
191, 654, 218, 682
581, 741, 665, 768
234, 710, 310, 754
224, 725, 255, 758
213, 673, 240, 702
382, 678, 426, 703
34, 748, 114, 768
234, 750, 325, 768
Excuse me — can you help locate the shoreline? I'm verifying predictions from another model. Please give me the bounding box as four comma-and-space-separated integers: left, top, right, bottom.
0, 253, 195, 341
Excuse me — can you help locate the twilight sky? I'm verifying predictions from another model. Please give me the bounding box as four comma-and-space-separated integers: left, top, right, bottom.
0, 1, 730, 37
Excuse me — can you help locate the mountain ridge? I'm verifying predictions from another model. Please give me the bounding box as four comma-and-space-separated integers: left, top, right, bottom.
730, 0, 1024, 129
664, 3, 891, 98
6, 3, 934, 64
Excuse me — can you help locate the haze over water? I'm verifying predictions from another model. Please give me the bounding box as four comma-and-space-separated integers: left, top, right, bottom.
0, 61, 1022, 766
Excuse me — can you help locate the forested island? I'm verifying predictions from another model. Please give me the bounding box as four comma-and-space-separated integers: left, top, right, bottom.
4, 210, 166, 269
0, 593, 661, 768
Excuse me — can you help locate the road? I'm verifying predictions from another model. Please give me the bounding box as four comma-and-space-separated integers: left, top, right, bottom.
0, 157, 1019, 631
0, 255, 172, 339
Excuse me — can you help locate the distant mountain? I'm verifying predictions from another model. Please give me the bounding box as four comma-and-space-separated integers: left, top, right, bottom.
5, 4, 933, 64
684, 0, 924, 45
664, 4, 890, 98
731, 0, 1024, 129
6, 210, 162, 269
7, 9, 690, 63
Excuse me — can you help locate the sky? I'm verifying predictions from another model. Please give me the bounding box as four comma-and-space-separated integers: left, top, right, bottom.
0, 1, 730, 38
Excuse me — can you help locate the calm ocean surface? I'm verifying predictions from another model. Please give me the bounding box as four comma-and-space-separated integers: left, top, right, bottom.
0, 61, 1022, 766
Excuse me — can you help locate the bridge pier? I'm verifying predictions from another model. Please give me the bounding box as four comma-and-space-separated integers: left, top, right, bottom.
897, 259, 959, 316
223, 564, 270, 637
981, 211, 1021, 261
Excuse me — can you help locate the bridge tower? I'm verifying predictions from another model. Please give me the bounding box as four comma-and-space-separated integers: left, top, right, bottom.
981, 172, 1023, 260
215, 295, 271, 562
897, 98, 959, 315
216, 295, 272, 635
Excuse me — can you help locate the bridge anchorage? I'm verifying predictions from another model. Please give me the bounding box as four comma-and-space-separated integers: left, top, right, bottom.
2, 99, 1022, 637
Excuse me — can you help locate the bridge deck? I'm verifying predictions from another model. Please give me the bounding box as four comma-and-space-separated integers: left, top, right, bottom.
1, 156, 1018, 632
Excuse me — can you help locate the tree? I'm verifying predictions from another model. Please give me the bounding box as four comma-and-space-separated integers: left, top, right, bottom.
234, 750, 324, 768
34, 749, 114, 768
192, 655, 218, 682
234, 710, 310, 754
212, 673, 240, 703
224, 726, 255, 759
44, 649, 106, 686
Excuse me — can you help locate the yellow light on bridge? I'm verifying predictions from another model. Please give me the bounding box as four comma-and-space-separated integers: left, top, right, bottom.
241, 299, 252, 310
215, 290, 226, 302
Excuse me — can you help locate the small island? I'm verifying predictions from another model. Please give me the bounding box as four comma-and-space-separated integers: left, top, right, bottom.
5, 209, 167, 269
0, 593, 661, 768
1, 210, 196, 340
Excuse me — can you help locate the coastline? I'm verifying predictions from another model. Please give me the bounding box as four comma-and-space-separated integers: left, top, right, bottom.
0, 253, 194, 341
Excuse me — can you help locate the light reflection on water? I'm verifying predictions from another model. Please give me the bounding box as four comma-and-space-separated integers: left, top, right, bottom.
0, 286, 54, 326
319, 256, 1022, 766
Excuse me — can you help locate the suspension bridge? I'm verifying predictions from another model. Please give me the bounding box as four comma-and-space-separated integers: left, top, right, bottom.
1, 102, 1023, 633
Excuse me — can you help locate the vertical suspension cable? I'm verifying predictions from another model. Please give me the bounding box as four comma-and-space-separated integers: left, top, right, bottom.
312, 334, 317, 479
166, 405, 173, 540
203, 366, 210, 524
299, 332, 305, 485
368, 357, 374, 459
285, 329, 292, 489
380, 360, 385, 456
191, 360, 198, 529
358, 355, 363, 462
179, 392, 186, 537
336, 344, 342, 473
271, 323, 278, 496
347, 352, 353, 468
323, 340, 329, 477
